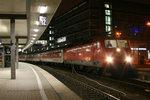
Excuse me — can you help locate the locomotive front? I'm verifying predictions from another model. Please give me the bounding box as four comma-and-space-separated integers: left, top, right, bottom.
104, 38, 135, 77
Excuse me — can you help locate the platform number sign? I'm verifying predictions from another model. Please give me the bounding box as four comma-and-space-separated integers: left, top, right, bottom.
39, 14, 47, 26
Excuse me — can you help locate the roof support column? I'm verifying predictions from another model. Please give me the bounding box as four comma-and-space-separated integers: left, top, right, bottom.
16, 38, 18, 69
10, 19, 16, 79
2, 46, 5, 69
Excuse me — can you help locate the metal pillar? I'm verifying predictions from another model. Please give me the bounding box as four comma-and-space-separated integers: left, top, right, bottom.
2, 46, 5, 69
16, 38, 18, 69
10, 19, 16, 79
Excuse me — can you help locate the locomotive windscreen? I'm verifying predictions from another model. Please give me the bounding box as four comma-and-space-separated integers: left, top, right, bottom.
105, 40, 129, 48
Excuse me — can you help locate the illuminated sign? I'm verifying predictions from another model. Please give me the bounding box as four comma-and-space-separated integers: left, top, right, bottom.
57, 37, 66, 43
39, 15, 47, 26
131, 48, 147, 51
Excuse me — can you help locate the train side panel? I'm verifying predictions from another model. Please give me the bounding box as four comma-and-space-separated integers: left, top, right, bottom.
32, 54, 41, 62
64, 41, 104, 67
92, 40, 105, 68
19, 55, 26, 61
41, 49, 63, 63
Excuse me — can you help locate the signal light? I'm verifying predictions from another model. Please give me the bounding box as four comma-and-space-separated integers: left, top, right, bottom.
147, 22, 150, 26
115, 32, 122, 37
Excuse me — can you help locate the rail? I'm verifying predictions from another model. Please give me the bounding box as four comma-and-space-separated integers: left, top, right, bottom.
47, 68, 120, 100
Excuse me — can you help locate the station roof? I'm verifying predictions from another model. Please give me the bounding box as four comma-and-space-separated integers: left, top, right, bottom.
0, 0, 61, 50
125, 0, 150, 5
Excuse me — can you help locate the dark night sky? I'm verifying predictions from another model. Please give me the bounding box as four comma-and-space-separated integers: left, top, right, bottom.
54, 0, 85, 17
54, 0, 150, 17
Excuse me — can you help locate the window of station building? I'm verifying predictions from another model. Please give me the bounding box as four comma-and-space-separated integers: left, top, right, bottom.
104, 2, 112, 35
104, 4, 109, 8
105, 16, 111, 25
49, 37, 54, 41
105, 10, 111, 15
49, 43, 54, 46
105, 26, 111, 32
105, 16, 111, 22
49, 30, 54, 34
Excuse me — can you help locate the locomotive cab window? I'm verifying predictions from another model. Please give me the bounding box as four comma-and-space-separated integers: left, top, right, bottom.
117, 40, 129, 48
105, 40, 129, 48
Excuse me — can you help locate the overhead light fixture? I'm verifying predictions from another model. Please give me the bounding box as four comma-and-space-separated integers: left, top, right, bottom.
33, 29, 39, 32
30, 40, 34, 43
32, 38, 36, 40
33, 34, 37, 37
19, 49, 22, 52
35, 21, 39, 25
18, 45, 23, 48
38, 5, 47, 14
0, 25, 8, 33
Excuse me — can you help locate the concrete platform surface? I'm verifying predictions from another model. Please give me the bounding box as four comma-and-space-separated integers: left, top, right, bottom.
0, 62, 82, 100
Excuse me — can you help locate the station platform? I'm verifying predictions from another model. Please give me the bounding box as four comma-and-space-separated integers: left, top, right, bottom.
0, 62, 82, 100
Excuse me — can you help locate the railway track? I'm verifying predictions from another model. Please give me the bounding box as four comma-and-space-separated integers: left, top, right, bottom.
36, 64, 149, 100
40, 65, 123, 100
77, 71, 150, 100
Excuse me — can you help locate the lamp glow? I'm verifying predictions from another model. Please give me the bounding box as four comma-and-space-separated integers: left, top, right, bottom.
147, 22, 150, 26
32, 38, 36, 40
33, 34, 37, 37
106, 56, 113, 63
33, 29, 39, 32
38, 6, 47, 14
125, 56, 132, 63
35, 21, 39, 25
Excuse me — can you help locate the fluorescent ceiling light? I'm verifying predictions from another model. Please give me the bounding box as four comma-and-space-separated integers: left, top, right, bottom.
33, 34, 37, 37
0, 25, 8, 33
31, 40, 34, 43
35, 21, 39, 25
18, 45, 23, 47
38, 6, 47, 14
33, 29, 39, 32
19, 49, 22, 52
32, 38, 36, 40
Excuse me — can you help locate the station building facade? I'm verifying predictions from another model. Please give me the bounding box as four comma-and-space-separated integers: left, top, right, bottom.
29, 0, 150, 64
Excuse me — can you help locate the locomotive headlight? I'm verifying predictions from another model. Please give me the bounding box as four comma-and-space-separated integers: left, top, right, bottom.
116, 48, 121, 52
106, 56, 113, 63
125, 56, 132, 63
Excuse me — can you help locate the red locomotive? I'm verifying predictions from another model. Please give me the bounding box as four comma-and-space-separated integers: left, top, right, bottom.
20, 36, 134, 77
